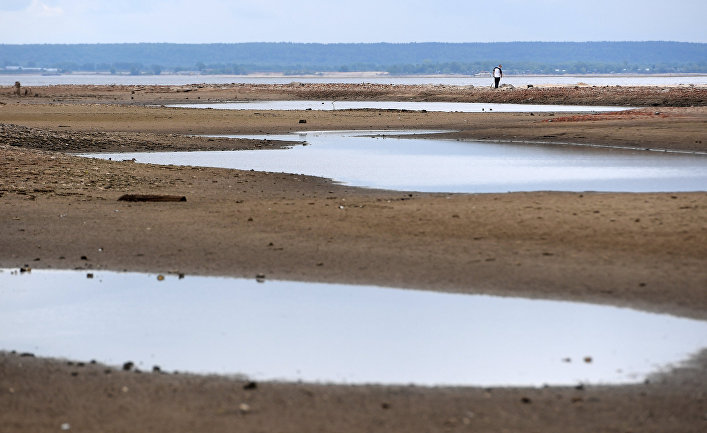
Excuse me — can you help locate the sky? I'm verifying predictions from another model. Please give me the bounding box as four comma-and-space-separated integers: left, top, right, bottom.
1, 0, 706, 44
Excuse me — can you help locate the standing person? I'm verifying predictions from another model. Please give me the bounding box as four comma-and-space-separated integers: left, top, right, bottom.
492, 65, 503, 88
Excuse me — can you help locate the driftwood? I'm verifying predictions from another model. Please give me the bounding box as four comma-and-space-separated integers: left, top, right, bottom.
117, 194, 186, 202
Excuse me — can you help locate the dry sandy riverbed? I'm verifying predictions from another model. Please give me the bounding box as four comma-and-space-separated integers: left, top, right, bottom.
1, 84, 706, 432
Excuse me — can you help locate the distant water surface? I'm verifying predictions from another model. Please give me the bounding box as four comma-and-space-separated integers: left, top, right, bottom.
2, 74, 705, 87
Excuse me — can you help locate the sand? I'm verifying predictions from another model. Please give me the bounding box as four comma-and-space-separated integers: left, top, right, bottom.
1, 83, 706, 432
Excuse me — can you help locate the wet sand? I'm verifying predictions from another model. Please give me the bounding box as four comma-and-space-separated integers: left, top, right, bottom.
1, 84, 706, 432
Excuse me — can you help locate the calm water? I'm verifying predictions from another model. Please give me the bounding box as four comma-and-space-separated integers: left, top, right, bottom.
84, 131, 707, 193
2, 73, 706, 87
170, 100, 628, 112
2, 269, 705, 386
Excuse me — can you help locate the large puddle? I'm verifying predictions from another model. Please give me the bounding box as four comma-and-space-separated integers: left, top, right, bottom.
2, 269, 706, 387
85, 130, 707, 193
169, 100, 628, 113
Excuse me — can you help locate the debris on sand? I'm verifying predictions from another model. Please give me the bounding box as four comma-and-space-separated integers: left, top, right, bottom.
118, 194, 186, 202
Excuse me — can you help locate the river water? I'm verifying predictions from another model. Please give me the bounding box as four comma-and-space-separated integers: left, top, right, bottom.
84, 130, 707, 193
2, 74, 706, 87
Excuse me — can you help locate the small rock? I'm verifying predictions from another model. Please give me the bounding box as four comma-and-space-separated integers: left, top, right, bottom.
584, 356, 593, 363
123, 361, 134, 371
60, 423, 71, 431
243, 381, 258, 390
239, 403, 251, 414
255, 273, 266, 283
521, 397, 532, 404
157, 274, 165, 281
86, 273, 93, 279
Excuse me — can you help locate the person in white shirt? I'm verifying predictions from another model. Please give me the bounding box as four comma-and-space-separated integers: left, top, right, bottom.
492, 64, 503, 88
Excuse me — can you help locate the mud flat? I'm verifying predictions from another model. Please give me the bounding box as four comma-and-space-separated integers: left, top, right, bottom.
1, 84, 706, 432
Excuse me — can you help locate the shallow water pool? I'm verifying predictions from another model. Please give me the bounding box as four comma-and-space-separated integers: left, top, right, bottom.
169, 100, 629, 113
85, 130, 707, 193
2, 269, 706, 387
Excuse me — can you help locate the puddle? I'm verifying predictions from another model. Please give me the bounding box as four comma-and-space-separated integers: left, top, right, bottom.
84, 130, 707, 193
169, 100, 628, 113
2, 269, 706, 387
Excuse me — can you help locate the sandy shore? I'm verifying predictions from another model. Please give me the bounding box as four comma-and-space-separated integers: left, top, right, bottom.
1, 84, 706, 432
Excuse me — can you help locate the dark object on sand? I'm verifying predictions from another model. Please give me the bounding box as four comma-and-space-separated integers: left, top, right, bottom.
118, 194, 187, 202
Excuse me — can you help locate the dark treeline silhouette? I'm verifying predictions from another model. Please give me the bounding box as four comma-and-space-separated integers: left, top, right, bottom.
1, 42, 705, 75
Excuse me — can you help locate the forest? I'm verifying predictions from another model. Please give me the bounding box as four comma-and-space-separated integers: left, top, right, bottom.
1, 42, 705, 75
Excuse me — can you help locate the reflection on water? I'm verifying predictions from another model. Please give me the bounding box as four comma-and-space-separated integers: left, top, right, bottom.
1, 269, 705, 386
84, 130, 707, 193
169, 100, 627, 113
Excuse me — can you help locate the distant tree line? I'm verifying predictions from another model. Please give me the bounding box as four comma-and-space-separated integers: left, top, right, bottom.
1, 42, 705, 75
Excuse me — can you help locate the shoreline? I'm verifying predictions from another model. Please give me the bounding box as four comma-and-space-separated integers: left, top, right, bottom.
1, 84, 706, 432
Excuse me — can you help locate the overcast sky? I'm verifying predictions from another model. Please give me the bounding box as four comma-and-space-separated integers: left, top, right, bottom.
1, 0, 706, 44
